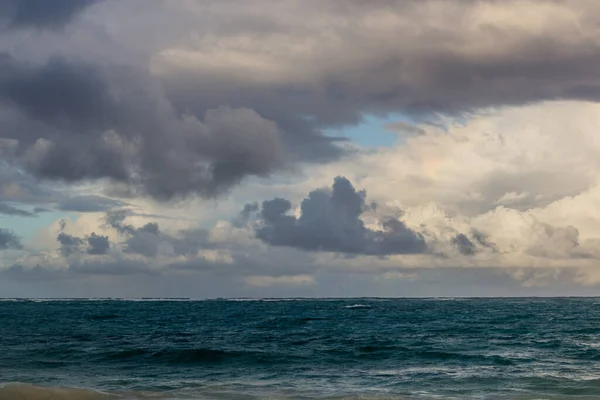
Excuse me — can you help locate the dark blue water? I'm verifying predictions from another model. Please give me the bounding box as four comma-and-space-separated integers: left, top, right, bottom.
2, 298, 600, 399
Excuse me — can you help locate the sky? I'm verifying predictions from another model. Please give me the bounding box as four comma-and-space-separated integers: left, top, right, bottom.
2, 0, 600, 298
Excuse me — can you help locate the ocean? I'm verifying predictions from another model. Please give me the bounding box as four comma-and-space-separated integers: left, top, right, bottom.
1, 298, 600, 400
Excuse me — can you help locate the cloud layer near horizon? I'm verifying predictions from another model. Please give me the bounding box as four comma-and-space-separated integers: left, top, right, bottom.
2, 0, 600, 296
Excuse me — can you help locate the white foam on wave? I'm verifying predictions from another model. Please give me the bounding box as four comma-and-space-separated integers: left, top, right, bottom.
0, 298, 197, 302
344, 304, 371, 309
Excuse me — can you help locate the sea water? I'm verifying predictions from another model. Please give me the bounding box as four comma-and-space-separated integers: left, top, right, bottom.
1, 298, 600, 399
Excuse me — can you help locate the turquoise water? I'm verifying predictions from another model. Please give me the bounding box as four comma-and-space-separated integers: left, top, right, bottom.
2, 298, 600, 399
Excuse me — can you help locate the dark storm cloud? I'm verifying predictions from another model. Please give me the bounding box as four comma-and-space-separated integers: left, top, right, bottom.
161, 50, 600, 138
2, 0, 600, 202
0, 55, 116, 130
0, 202, 35, 217
165, 84, 348, 164
0, 0, 101, 30
137, 106, 286, 200
153, 0, 600, 133
0, 54, 286, 200
245, 177, 427, 255
0, 228, 21, 250
0, 54, 130, 183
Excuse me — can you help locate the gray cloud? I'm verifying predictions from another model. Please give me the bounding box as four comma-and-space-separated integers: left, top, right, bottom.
4, 258, 155, 280
106, 211, 164, 258
0, 202, 35, 217
56, 221, 110, 256
0, 0, 101, 30
384, 121, 426, 136
105, 210, 211, 258
4, 264, 598, 298
246, 176, 427, 255
86, 233, 110, 255
452, 233, 476, 256
234, 202, 259, 228
0, 163, 129, 214
0, 228, 21, 250
57, 195, 127, 213
526, 224, 590, 260
472, 230, 495, 250
57, 232, 84, 257
36, 209, 317, 280
68, 257, 156, 276
0, 165, 60, 204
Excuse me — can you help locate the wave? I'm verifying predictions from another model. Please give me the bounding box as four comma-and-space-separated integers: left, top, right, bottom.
88, 314, 120, 321
151, 348, 229, 363
0, 298, 196, 303
102, 347, 303, 365
344, 304, 371, 309
0, 384, 419, 400
348, 344, 518, 365
0, 384, 114, 400
103, 347, 228, 364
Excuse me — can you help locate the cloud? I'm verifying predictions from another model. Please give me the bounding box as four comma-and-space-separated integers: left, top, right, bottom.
5, 1, 600, 297
0, 164, 61, 204
56, 219, 110, 256
86, 233, 110, 255
0, 228, 21, 250
56, 231, 84, 257
294, 101, 600, 219
11, 101, 598, 290
4, 0, 600, 202
452, 233, 476, 256
0, 55, 117, 131
105, 209, 211, 258
0, 0, 101, 30
245, 274, 316, 287
245, 176, 427, 255
384, 121, 426, 137
0, 53, 287, 200
153, 0, 600, 119
524, 223, 591, 260
57, 195, 127, 213
0, 208, 321, 287
0, 202, 35, 217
